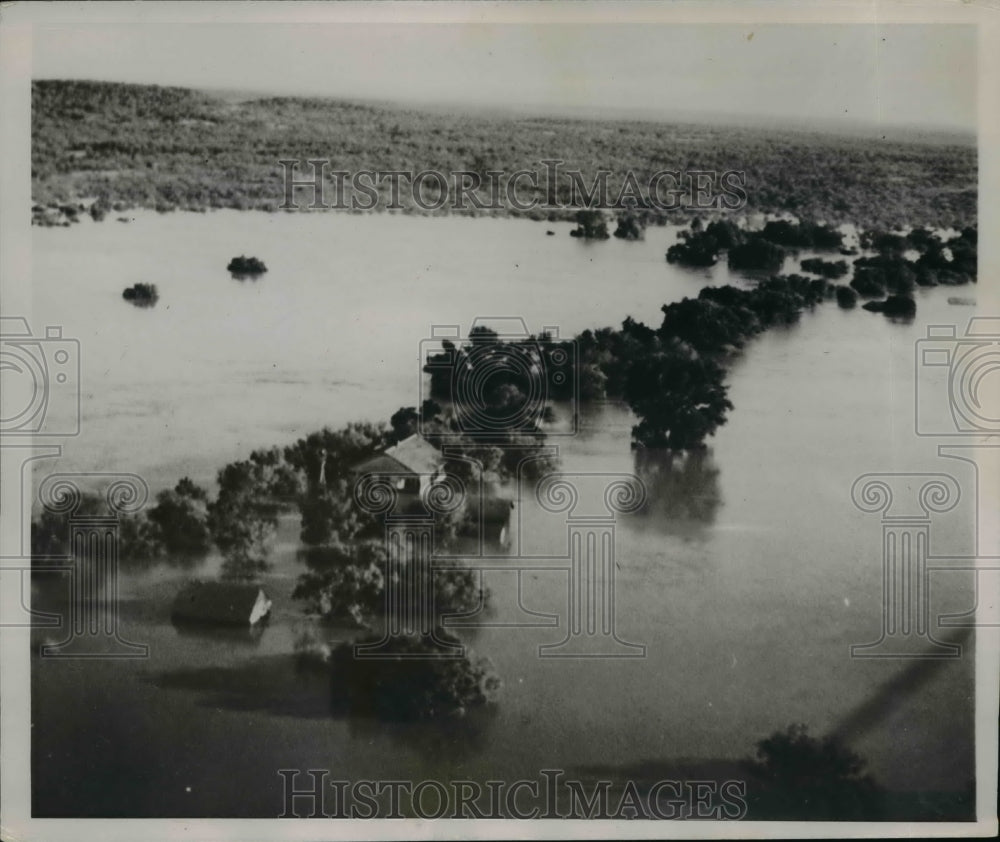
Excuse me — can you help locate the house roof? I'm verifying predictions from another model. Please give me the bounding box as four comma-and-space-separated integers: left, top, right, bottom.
352, 434, 443, 477
171, 580, 268, 626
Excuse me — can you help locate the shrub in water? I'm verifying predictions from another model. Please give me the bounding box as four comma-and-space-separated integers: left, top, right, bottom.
569, 209, 610, 240
835, 286, 857, 308
666, 233, 720, 267
862, 295, 916, 318
227, 255, 268, 277
800, 258, 849, 279
727, 238, 786, 272
122, 282, 158, 307
744, 724, 884, 819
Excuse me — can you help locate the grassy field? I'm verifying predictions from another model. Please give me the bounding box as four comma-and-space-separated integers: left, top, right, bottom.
32, 79, 976, 229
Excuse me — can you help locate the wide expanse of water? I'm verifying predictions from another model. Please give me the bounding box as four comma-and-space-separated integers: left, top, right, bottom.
28, 210, 977, 817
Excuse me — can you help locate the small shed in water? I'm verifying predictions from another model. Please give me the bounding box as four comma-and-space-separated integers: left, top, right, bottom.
171, 580, 272, 627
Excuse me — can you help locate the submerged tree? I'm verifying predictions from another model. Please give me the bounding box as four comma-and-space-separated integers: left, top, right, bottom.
227, 255, 268, 278
624, 341, 733, 451
208, 448, 300, 581
122, 282, 159, 307
727, 238, 786, 272
744, 724, 884, 819
613, 212, 645, 241
666, 233, 720, 267
329, 628, 501, 720
146, 477, 212, 559
569, 209, 610, 240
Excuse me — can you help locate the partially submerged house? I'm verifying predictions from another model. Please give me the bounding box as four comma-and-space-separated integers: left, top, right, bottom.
171, 580, 272, 627
351, 434, 515, 549
351, 433, 445, 495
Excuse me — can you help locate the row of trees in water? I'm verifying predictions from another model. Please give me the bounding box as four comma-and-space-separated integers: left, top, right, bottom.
662, 215, 977, 318
33, 253, 886, 590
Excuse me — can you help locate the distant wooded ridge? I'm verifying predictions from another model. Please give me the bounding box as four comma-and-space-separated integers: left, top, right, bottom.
32, 79, 976, 229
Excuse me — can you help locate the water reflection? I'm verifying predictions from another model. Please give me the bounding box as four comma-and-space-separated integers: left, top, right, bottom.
170, 618, 270, 647
632, 448, 722, 538
344, 706, 497, 760
152, 655, 331, 719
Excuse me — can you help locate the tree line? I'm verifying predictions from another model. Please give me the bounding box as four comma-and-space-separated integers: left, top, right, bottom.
32, 80, 976, 229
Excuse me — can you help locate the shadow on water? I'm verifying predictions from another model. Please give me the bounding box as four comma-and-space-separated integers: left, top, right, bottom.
631, 448, 722, 539
170, 619, 270, 647
344, 705, 497, 757
151, 655, 332, 719
567, 627, 976, 822
830, 626, 974, 742
149, 649, 497, 758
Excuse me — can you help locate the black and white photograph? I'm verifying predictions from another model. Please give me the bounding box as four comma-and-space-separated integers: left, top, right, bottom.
1, 1, 997, 838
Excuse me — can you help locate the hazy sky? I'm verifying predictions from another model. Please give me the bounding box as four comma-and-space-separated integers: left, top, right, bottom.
33, 22, 976, 131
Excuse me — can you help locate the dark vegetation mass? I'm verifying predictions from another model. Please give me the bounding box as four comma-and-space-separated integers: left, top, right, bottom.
121, 282, 159, 307
862, 295, 917, 318
227, 255, 267, 278
743, 725, 885, 819
569, 209, 610, 239
835, 285, 858, 308
663, 215, 976, 320
800, 257, 848, 278
667, 218, 841, 270
32, 80, 975, 229
847, 225, 976, 317
327, 629, 500, 721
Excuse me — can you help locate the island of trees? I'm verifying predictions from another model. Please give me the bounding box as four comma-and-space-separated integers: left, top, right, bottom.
663, 216, 976, 320
122, 282, 159, 307
227, 255, 268, 278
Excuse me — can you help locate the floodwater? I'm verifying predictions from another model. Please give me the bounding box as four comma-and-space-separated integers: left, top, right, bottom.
27, 210, 977, 817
